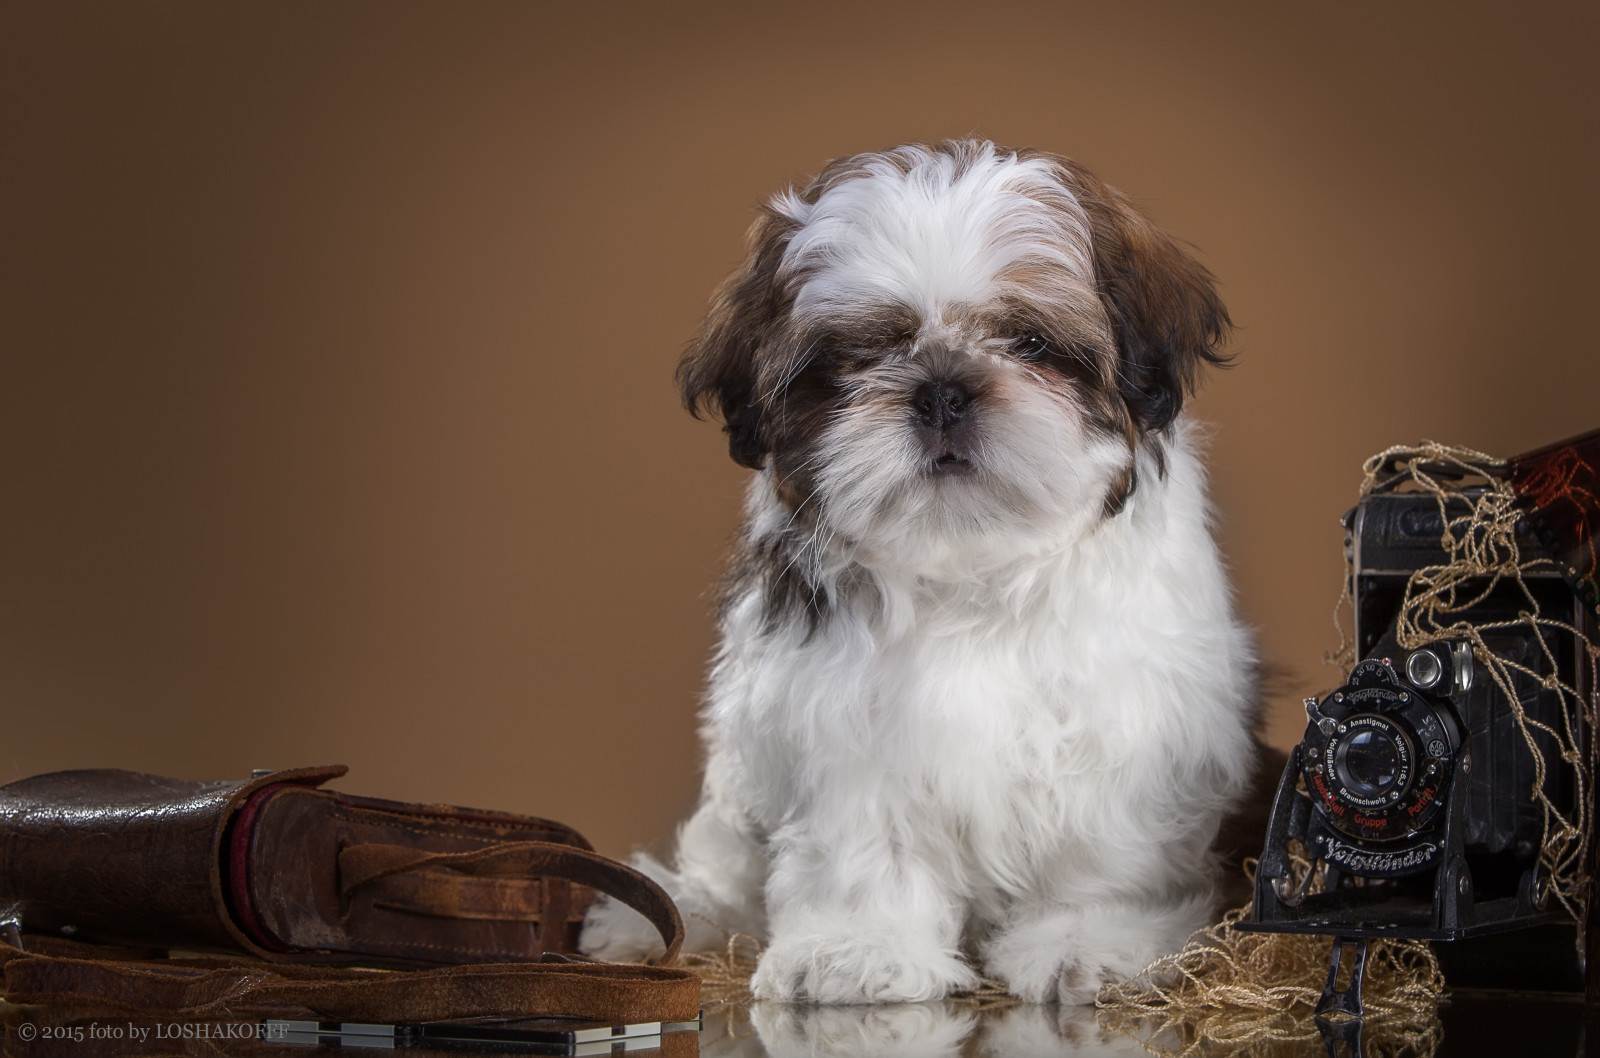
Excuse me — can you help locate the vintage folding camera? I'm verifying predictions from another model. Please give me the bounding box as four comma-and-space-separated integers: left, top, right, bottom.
1245, 429, 1598, 995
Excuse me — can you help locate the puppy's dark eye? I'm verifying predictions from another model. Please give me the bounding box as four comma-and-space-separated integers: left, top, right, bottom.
1012, 334, 1052, 361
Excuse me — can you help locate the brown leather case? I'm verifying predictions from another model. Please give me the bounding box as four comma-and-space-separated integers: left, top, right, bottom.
0, 765, 622, 967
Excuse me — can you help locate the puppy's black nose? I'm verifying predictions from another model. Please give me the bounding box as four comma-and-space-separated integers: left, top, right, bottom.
913, 380, 972, 430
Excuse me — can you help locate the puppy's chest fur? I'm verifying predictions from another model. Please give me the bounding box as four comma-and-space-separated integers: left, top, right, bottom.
711, 518, 1222, 847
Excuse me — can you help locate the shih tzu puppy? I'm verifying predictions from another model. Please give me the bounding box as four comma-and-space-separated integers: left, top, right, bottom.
581, 140, 1256, 1005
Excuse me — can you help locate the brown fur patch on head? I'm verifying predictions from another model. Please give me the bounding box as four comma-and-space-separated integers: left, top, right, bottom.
976, 296, 1123, 424
1017, 149, 1234, 436
757, 300, 926, 509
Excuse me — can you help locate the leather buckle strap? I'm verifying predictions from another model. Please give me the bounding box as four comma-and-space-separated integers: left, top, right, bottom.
337, 841, 684, 966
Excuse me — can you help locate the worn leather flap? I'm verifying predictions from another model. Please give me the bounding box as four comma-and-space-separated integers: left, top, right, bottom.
0, 765, 346, 953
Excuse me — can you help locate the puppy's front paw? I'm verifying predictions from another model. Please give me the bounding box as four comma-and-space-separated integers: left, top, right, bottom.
1046, 959, 1113, 1007
983, 902, 1198, 1005
984, 939, 1084, 1004
751, 930, 978, 1004
988, 944, 1146, 1006
578, 892, 664, 963
978, 1005, 1148, 1057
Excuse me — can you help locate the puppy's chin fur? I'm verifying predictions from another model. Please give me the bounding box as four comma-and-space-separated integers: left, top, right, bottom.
580, 140, 1257, 1004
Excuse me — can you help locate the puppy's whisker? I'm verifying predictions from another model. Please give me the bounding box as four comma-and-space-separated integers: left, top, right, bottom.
764, 336, 825, 414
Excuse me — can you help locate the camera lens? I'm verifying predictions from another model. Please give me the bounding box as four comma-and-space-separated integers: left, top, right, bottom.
1335, 728, 1404, 798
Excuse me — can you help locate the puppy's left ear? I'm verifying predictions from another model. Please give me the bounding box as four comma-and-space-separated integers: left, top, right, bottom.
1060, 161, 1233, 435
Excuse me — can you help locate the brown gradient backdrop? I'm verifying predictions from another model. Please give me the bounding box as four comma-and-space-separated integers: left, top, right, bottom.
3, 3, 1596, 858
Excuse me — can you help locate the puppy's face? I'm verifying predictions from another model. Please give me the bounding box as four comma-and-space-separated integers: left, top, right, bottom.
681, 141, 1229, 569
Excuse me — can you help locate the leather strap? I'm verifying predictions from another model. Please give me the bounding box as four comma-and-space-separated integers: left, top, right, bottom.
337, 840, 685, 966
0, 939, 699, 1023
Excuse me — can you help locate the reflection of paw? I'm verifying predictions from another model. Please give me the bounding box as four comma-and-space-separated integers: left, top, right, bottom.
979, 1005, 1151, 1058
750, 930, 978, 1004
578, 893, 663, 963
698, 1013, 774, 1058
753, 1002, 976, 1058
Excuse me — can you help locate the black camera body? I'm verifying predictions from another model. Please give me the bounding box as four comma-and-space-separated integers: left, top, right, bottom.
1247, 489, 1591, 944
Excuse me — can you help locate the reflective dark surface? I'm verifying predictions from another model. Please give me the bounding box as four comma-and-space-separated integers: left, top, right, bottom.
3, 994, 1592, 1057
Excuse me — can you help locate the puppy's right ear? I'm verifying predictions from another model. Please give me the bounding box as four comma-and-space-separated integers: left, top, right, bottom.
678, 208, 797, 470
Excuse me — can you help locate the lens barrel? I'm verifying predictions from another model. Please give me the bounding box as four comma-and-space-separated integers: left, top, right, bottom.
1300, 656, 1460, 873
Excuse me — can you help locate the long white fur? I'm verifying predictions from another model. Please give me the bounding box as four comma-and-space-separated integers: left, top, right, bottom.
774, 149, 1098, 326
581, 143, 1255, 1005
